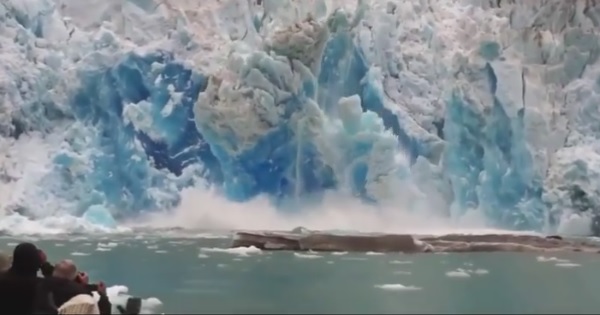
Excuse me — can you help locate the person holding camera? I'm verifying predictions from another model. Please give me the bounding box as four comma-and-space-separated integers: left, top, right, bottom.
40, 254, 112, 315
0, 242, 57, 314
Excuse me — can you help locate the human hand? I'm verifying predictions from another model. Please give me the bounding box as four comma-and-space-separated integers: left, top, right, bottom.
38, 249, 47, 264
76, 272, 89, 284
97, 281, 107, 295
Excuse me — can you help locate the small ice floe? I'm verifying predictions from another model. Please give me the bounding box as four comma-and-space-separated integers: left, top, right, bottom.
200, 246, 262, 257
365, 251, 384, 256
327, 261, 334, 264
445, 268, 471, 278
294, 252, 322, 259
98, 242, 118, 248
197, 253, 210, 259
70, 252, 90, 256
96, 242, 117, 252
154, 250, 168, 254
555, 262, 581, 268
146, 245, 159, 250
446, 267, 489, 277
374, 283, 422, 291
536, 256, 570, 263
217, 263, 227, 268
233, 258, 243, 261
54, 243, 65, 247
389, 260, 412, 264
331, 251, 347, 256
7, 242, 17, 246
104, 285, 162, 314
536, 256, 581, 267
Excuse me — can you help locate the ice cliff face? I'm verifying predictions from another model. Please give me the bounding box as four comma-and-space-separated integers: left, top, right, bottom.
1, 0, 600, 235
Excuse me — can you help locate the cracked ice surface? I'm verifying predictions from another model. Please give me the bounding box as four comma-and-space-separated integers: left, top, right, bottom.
1, 0, 600, 235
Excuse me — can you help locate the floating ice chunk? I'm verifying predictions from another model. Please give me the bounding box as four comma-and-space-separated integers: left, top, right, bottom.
536, 256, 570, 263
374, 283, 422, 291
445, 269, 471, 278
555, 262, 581, 268
98, 242, 118, 248
200, 246, 262, 256
101, 285, 162, 314
294, 252, 322, 259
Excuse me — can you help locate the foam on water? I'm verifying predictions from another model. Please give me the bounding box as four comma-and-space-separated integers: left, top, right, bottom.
1, 0, 600, 237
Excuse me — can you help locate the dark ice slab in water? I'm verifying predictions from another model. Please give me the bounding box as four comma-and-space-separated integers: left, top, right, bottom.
231, 230, 600, 253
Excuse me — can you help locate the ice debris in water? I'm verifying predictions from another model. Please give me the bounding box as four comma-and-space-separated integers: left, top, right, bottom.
2, 0, 600, 235
200, 246, 262, 256
445, 269, 471, 278
374, 283, 422, 291
294, 252, 322, 259
98, 285, 162, 314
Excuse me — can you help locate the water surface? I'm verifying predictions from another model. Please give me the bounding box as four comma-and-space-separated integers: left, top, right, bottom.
1, 235, 598, 314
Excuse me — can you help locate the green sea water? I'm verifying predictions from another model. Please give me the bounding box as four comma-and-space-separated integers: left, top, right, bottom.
2, 234, 599, 314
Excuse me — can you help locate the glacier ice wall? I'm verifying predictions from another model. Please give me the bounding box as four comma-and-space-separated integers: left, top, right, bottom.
1, 0, 600, 234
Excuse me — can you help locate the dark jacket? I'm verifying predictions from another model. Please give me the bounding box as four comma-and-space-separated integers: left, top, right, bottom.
40, 262, 112, 315
0, 243, 56, 314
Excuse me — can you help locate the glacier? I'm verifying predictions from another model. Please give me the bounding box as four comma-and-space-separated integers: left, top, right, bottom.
1, 0, 600, 235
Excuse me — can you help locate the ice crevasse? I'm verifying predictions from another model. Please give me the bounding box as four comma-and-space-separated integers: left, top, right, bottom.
1, 0, 600, 235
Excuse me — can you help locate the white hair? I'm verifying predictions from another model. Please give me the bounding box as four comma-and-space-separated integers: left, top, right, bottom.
53, 259, 78, 280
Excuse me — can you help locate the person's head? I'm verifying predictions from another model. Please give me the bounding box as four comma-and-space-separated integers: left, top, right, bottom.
10, 242, 41, 276
53, 259, 78, 280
